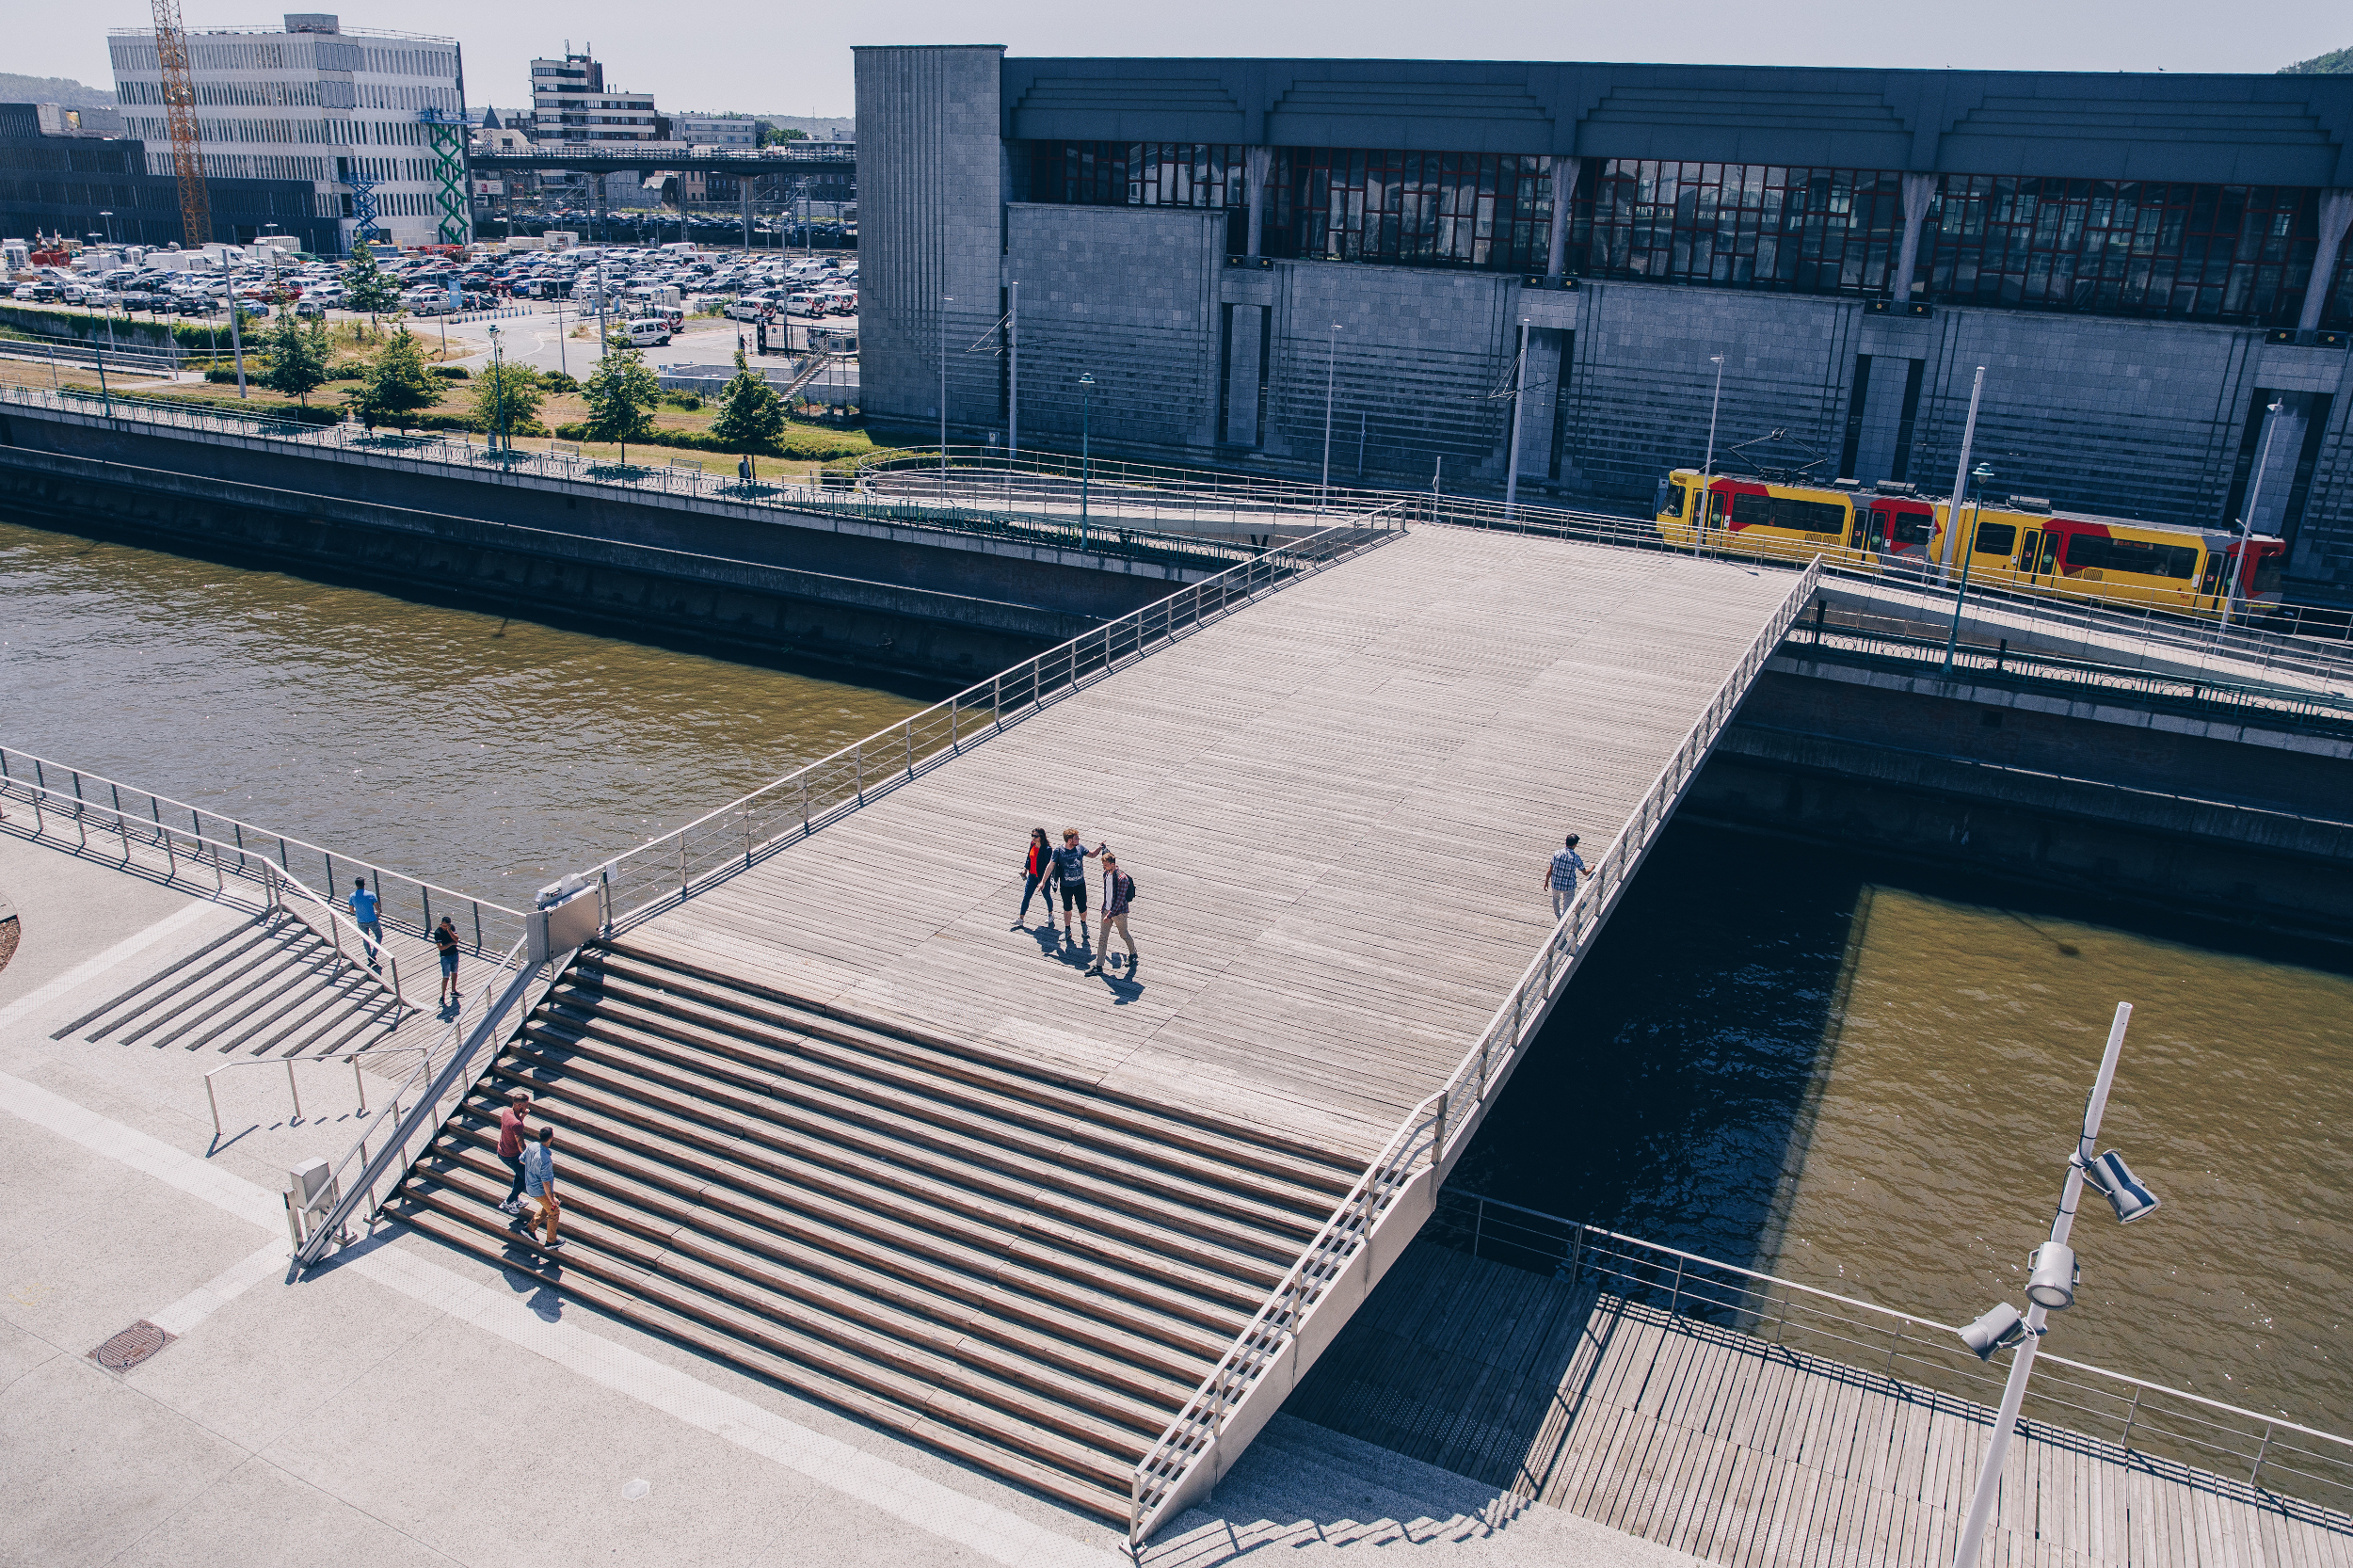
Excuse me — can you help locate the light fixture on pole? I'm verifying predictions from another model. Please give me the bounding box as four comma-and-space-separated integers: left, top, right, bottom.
1941, 365, 1988, 581
2220, 398, 2283, 632
1941, 462, 1996, 675
1698, 354, 1726, 556
1505, 318, 1531, 520
488, 324, 505, 455
1949, 1001, 2163, 1568
1006, 279, 1020, 475
1320, 322, 1341, 512
938, 293, 952, 496
1078, 372, 1096, 552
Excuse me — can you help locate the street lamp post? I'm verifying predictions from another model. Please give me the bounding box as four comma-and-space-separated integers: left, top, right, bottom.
1504, 318, 1531, 520
99, 209, 115, 247
1941, 463, 1996, 675
1320, 323, 1341, 511
2220, 398, 2283, 632
488, 324, 506, 455
938, 294, 952, 496
1698, 354, 1726, 555
1078, 373, 1096, 552
1949, 1001, 2161, 1568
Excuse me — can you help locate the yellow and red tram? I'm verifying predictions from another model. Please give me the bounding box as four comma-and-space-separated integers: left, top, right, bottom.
1653, 470, 2286, 618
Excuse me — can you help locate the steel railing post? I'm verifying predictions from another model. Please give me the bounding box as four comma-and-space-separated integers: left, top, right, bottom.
286, 1060, 302, 1123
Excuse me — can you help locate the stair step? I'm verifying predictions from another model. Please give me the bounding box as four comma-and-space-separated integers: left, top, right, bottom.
434, 1107, 1222, 1384
520, 1007, 1317, 1264
387, 1198, 1132, 1523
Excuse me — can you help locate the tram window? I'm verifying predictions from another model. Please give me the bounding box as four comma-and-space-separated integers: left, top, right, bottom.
2253, 552, 2284, 595
1972, 521, 2017, 556
2064, 533, 2197, 580
1729, 492, 1772, 526
1890, 512, 1932, 545
1659, 482, 1686, 519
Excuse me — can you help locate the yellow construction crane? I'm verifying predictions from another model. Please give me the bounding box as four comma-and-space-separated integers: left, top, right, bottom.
152, 0, 213, 248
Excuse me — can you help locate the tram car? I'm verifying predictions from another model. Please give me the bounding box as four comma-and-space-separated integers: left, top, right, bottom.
1653, 469, 2286, 617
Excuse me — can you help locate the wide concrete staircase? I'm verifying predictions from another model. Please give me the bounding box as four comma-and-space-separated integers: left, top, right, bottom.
388, 939, 1362, 1522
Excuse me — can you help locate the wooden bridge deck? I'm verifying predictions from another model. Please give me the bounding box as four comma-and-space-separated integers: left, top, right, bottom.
1289, 1240, 2353, 1568
626, 526, 1801, 1160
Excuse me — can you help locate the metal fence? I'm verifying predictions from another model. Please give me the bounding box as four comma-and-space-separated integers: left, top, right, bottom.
863, 446, 2353, 684
0, 744, 527, 958
587, 513, 1408, 935
1125, 560, 1822, 1547
1431, 1190, 2353, 1523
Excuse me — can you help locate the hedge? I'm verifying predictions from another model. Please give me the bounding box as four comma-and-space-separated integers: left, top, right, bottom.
552, 422, 873, 460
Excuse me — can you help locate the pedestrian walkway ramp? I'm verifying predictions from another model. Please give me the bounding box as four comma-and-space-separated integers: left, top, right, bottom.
50, 906, 412, 1057
386, 937, 1363, 1521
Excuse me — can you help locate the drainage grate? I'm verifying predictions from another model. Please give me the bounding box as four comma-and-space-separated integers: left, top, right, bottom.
88, 1320, 174, 1371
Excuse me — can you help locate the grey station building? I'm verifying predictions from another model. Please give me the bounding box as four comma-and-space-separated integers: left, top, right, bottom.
853, 48, 2353, 603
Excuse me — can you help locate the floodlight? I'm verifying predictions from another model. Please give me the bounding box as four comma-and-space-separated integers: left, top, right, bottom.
2082, 1149, 2162, 1224
2025, 1242, 2078, 1310
1958, 1302, 2025, 1360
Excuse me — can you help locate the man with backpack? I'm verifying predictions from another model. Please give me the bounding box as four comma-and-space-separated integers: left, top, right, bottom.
1087, 852, 1138, 978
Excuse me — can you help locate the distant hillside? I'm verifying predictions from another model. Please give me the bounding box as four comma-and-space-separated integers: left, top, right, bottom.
2280, 46, 2353, 73
0, 72, 116, 107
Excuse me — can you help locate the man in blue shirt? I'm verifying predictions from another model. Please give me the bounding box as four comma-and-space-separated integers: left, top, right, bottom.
1543, 835, 1585, 921
1050, 828, 1100, 948
347, 877, 384, 973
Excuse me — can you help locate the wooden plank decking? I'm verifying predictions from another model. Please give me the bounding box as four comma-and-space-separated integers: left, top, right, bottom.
1288, 1240, 2353, 1568
626, 526, 1801, 1160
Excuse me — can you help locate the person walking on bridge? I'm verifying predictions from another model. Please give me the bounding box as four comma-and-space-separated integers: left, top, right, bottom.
1016, 827, 1052, 929
1087, 852, 1138, 979
348, 877, 384, 973
1051, 828, 1101, 949
435, 916, 461, 1006
1544, 834, 1585, 922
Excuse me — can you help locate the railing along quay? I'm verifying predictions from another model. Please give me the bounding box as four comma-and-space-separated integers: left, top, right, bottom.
1787, 613, 2353, 740
0, 385, 1319, 579
0, 744, 527, 956
1122, 559, 1822, 1546
582, 512, 1409, 935
1433, 1190, 2353, 1521
869, 445, 2353, 685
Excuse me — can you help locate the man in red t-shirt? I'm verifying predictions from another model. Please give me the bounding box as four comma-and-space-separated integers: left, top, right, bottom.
495, 1088, 533, 1216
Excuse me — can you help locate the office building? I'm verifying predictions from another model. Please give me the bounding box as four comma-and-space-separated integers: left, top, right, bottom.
672, 113, 758, 151
108, 12, 465, 251
855, 49, 2353, 600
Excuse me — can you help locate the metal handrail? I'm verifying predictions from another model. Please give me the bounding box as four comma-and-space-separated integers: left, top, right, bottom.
203, 1042, 432, 1140
1437, 1190, 2353, 1516
1124, 558, 1822, 1546
289, 930, 548, 1274
0, 768, 418, 1016
859, 445, 2353, 681
586, 510, 1411, 936
0, 744, 526, 957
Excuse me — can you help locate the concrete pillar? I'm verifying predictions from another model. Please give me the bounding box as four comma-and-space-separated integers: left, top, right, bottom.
1891, 172, 1937, 302
1225, 305, 1266, 444
2298, 189, 2353, 332
1545, 156, 1578, 280
1245, 146, 1273, 258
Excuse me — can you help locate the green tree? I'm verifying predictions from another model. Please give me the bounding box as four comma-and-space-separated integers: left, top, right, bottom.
582, 344, 661, 465
470, 359, 545, 444
2281, 45, 2353, 72
711, 346, 785, 472
342, 247, 403, 331
344, 325, 441, 431
260, 306, 328, 406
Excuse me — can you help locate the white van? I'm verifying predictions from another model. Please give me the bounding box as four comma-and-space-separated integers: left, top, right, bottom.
619, 317, 673, 347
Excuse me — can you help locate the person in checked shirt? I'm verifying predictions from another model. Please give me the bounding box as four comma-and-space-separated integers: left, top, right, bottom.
1543, 834, 1585, 921
1087, 852, 1138, 979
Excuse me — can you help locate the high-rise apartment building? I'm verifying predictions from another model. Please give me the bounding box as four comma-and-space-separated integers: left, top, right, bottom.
670, 113, 757, 151
107, 11, 464, 252
529, 50, 658, 145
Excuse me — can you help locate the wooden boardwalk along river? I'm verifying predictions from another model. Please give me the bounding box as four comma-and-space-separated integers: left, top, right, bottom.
382, 522, 1818, 1530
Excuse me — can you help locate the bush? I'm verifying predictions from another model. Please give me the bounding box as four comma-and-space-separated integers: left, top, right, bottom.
429, 364, 471, 380
663, 392, 703, 411
538, 370, 580, 393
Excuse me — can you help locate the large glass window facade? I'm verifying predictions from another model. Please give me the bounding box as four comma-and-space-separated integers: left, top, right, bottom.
1020, 141, 1253, 251
1918, 177, 2328, 326
1277, 149, 1550, 272
1566, 161, 1907, 296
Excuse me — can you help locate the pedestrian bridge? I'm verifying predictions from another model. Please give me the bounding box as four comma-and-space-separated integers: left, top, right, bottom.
333, 520, 1816, 1541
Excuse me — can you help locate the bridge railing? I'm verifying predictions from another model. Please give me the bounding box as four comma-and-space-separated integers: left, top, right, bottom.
1125, 557, 1824, 1547
584, 511, 1410, 936
0, 744, 527, 957
0, 384, 1305, 578
1433, 1190, 2353, 1522
863, 446, 2353, 684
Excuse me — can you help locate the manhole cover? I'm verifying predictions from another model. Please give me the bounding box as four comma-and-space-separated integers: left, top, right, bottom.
88, 1320, 173, 1371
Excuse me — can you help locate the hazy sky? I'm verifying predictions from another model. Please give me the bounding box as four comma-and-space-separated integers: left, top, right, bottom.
13, 0, 2348, 118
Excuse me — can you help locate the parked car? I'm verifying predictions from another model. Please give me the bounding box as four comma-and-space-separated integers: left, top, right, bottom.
618, 317, 673, 347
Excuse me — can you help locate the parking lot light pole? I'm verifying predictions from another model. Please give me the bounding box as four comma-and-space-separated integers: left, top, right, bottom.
1942, 463, 1996, 675
229, 296, 248, 398
1079, 372, 1096, 551
1320, 323, 1341, 511
938, 294, 952, 496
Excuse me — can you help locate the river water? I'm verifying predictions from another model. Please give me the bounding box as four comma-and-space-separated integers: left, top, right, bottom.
6, 513, 2346, 1436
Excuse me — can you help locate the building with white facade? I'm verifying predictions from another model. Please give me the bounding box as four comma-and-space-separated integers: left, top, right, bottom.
108, 12, 464, 252
529, 50, 657, 146
670, 113, 757, 152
